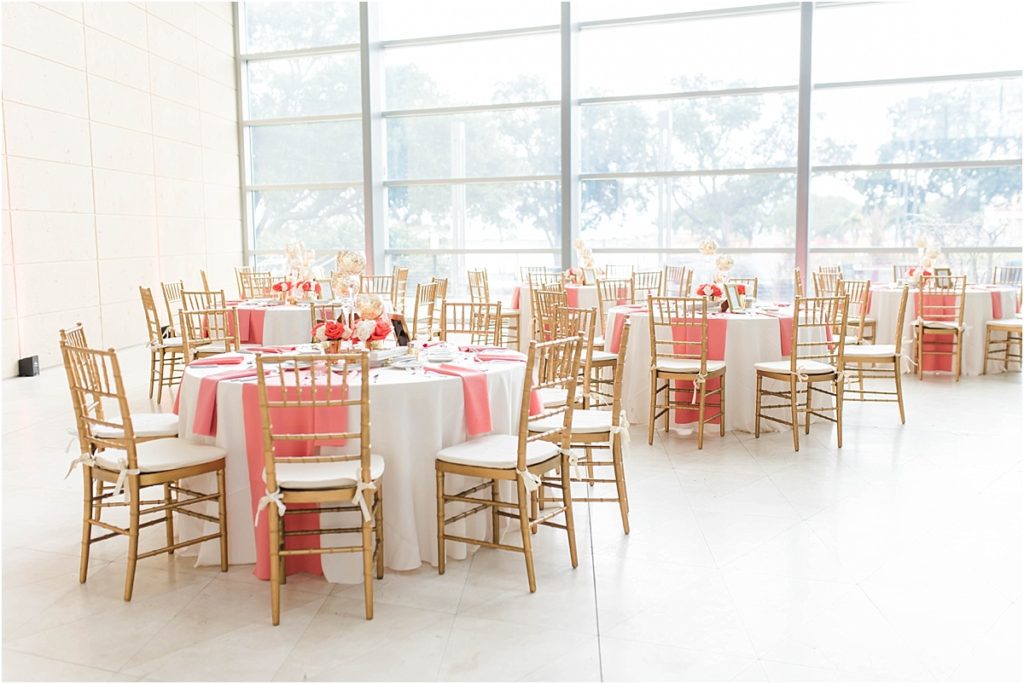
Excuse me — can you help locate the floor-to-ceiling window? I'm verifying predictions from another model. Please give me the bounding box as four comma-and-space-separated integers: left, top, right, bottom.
239, 1, 365, 273
234, 1, 1023, 294
808, 1, 1022, 282
379, 1, 561, 296
575, 2, 801, 299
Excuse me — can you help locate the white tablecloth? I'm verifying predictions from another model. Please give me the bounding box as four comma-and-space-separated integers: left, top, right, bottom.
175, 354, 526, 583
605, 307, 809, 434
869, 285, 1017, 376
241, 303, 316, 346
514, 285, 599, 352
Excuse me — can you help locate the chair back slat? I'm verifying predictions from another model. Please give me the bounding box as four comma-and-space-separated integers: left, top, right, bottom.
533, 289, 566, 341
631, 270, 663, 303
182, 289, 226, 311
179, 307, 241, 362
411, 282, 439, 340
893, 263, 915, 281
728, 277, 758, 300
837, 278, 871, 340
917, 274, 966, 327
648, 296, 710, 372
663, 265, 692, 297
139, 287, 164, 346
794, 268, 804, 298
238, 271, 274, 300
813, 270, 841, 297
391, 267, 409, 313
467, 269, 489, 304
605, 264, 633, 279
440, 301, 502, 346
992, 265, 1022, 286
361, 274, 393, 297
518, 336, 583, 468
596, 278, 632, 322
790, 296, 848, 370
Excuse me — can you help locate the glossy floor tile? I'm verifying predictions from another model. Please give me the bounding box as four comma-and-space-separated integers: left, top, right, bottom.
2, 345, 1021, 681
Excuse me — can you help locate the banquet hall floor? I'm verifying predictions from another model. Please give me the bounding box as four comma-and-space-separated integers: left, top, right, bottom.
2, 345, 1020, 682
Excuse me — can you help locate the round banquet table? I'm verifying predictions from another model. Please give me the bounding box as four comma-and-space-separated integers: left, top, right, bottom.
174, 351, 526, 583
868, 284, 1018, 376
604, 305, 823, 434
513, 284, 599, 353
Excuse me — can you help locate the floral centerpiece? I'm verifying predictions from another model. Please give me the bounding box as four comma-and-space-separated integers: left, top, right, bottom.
695, 283, 723, 299
564, 266, 584, 285
312, 320, 352, 353
573, 239, 604, 283
698, 238, 718, 256
352, 294, 393, 349
909, 236, 942, 285
332, 250, 368, 325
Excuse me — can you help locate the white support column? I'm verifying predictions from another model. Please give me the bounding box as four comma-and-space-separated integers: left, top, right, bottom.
794, 1, 814, 288
360, 2, 386, 274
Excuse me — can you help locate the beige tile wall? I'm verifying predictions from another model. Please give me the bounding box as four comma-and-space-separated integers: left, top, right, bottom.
1, 1, 243, 377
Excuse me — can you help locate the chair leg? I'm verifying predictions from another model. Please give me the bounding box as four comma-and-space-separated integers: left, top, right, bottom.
983, 327, 991, 375
148, 351, 156, 399
79, 469, 93, 583
516, 478, 537, 592
362, 515, 374, 620
836, 377, 844, 449
955, 331, 962, 381
436, 470, 446, 576
123, 479, 140, 602
754, 374, 763, 438
696, 382, 706, 450
375, 484, 384, 580
217, 469, 228, 572
164, 482, 175, 555
647, 371, 658, 445
916, 328, 924, 380
586, 444, 595, 486
561, 457, 578, 568
789, 376, 800, 452
804, 381, 812, 435
612, 436, 630, 535
893, 360, 906, 425
269, 507, 283, 624
718, 375, 726, 437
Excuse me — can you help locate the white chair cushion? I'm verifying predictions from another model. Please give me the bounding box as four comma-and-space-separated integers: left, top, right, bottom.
847, 316, 875, 324
95, 438, 226, 473
843, 336, 861, 346
754, 360, 836, 375
655, 358, 726, 374
537, 387, 569, 408
844, 344, 897, 358
528, 409, 613, 435
436, 434, 559, 469
918, 319, 961, 330
591, 350, 618, 363
987, 319, 1022, 328
154, 336, 182, 348
593, 336, 606, 348
276, 454, 385, 490
93, 413, 179, 439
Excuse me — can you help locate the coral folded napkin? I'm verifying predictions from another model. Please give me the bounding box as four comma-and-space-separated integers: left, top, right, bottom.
189, 355, 247, 367
425, 363, 492, 436
193, 367, 266, 437
476, 350, 528, 362
247, 345, 297, 354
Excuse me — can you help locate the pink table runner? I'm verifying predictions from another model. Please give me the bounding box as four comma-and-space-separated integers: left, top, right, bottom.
241, 377, 350, 581
192, 367, 266, 437
232, 308, 267, 345
608, 305, 649, 353
566, 285, 579, 307
173, 355, 247, 415
425, 364, 492, 437
672, 317, 728, 425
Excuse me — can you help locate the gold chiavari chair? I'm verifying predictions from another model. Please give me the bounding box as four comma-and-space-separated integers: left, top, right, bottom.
837, 278, 875, 345
843, 285, 909, 423
983, 319, 1023, 374
728, 277, 758, 300
527, 272, 564, 291
440, 301, 502, 346
605, 264, 634, 279
893, 263, 915, 281
309, 301, 340, 338
410, 282, 439, 341
647, 296, 726, 449
182, 288, 226, 311
596, 278, 632, 323
435, 335, 583, 593
631, 270, 663, 304
140, 287, 185, 403
533, 288, 567, 342
794, 268, 805, 298
60, 323, 181, 439
992, 265, 1023, 287
820, 265, 843, 276
531, 318, 631, 534
468, 268, 520, 349
200, 270, 210, 291
913, 274, 967, 380
235, 266, 251, 298
556, 304, 618, 409
812, 270, 841, 297
430, 276, 448, 320
255, 352, 384, 625
162, 281, 184, 336
662, 265, 693, 297
391, 266, 409, 313
361, 274, 394, 299
179, 308, 241, 363
60, 342, 227, 601
520, 265, 549, 283
239, 271, 274, 300
754, 295, 848, 451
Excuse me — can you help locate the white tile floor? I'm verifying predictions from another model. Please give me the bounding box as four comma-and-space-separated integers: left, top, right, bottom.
2, 345, 1021, 682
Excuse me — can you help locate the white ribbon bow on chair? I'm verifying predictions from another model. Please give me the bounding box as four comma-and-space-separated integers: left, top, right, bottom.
351, 480, 377, 522
609, 410, 631, 460
690, 371, 709, 404
517, 468, 542, 494
109, 457, 140, 503
559, 448, 582, 480
64, 452, 96, 479
255, 488, 286, 525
